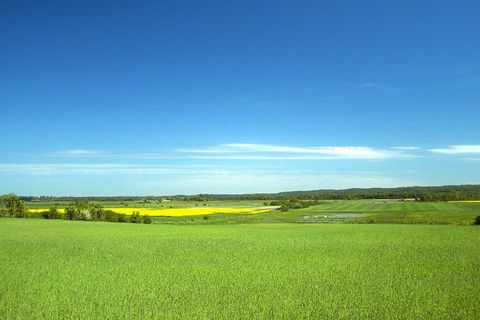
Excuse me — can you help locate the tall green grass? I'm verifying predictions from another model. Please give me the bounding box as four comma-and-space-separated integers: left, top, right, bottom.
1, 219, 479, 319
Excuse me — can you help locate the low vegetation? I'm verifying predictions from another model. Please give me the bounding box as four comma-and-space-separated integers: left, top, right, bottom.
0, 194, 152, 224
1, 219, 478, 319
3, 193, 480, 225
18, 184, 480, 202
267, 198, 320, 212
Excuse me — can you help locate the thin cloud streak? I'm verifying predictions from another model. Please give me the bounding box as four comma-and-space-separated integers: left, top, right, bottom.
179, 143, 417, 159
48, 144, 420, 160
56, 149, 104, 156
183, 155, 401, 160
136, 172, 421, 194
429, 145, 480, 154
391, 146, 421, 150
0, 163, 419, 192
0, 163, 250, 175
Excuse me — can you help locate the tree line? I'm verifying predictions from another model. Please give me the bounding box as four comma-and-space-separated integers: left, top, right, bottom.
203, 185, 480, 201
17, 184, 480, 202
0, 194, 152, 224
265, 198, 321, 212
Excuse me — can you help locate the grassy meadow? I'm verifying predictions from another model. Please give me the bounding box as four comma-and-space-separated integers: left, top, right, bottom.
23, 199, 480, 225
1, 218, 479, 319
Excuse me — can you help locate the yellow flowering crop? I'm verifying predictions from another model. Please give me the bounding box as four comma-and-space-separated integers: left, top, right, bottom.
28, 207, 271, 217
104, 207, 271, 217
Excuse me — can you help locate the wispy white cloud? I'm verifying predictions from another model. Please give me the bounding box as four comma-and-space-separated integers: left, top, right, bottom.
56, 149, 103, 156
0, 163, 236, 175
47, 143, 419, 160
50, 150, 175, 159
132, 172, 420, 194
429, 145, 480, 154
179, 143, 417, 160
0, 162, 420, 194
391, 146, 421, 150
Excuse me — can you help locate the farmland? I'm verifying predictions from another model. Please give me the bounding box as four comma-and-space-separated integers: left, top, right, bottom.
23, 198, 480, 225
1, 218, 479, 319
28, 206, 272, 217
3, 196, 480, 318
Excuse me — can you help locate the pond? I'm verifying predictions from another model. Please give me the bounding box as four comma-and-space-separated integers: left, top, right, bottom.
302, 213, 366, 220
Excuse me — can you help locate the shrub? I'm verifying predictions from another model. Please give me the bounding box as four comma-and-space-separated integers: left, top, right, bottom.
2, 194, 25, 217
117, 213, 127, 223
64, 207, 75, 220
475, 216, 480, 225
142, 215, 152, 224
42, 207, 59, 219
26, 210, 42, 219
129, 211, 141, 223
89, 205, 104, 221
101, 210, 115, 222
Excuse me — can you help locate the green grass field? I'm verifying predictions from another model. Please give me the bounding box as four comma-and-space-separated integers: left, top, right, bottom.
154, 200, 480, 225
277, 200, 480, 225
1, 218, 479, 319
23, 199, 480, 225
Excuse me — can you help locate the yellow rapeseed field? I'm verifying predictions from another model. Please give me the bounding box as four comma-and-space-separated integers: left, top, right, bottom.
28, 207, 271, 217
450, 200, 480, 203
105, 207, 271, 216
29, 208, 66, 213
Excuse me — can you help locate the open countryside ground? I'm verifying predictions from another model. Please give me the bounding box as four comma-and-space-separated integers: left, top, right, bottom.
0, 219, 479, 319
28, 206, 273, 217
24, 199, 479, 225
286, 200, 480, 225
24, 199, 268, 209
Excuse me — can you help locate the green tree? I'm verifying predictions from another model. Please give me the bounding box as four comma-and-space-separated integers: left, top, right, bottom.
142, 215, 152, 224
89, 204, 104, 221
129, 211, 141, 223
43, 207, 59, 219
64, 207, 76, 220
475, 215, 480, 225
117, 213, 127, 223
2, 193, 26, 217
73, 200, 90, 220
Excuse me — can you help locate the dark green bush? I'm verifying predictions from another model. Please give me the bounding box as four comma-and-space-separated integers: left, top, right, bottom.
119, 213, 127, 223
475, 216, 480, 225
42, 207, 59, 219
64, 207, 75, 220
129, 211, 141, 223
2, 194, 26, 217
89, 205, 104, 221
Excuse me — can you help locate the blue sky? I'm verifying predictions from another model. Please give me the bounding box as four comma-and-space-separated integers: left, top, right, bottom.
1, 1, 479, 195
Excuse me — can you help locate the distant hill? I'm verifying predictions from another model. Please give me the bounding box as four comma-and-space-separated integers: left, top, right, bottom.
18, 184, 480, 202
196, 184, 480, 201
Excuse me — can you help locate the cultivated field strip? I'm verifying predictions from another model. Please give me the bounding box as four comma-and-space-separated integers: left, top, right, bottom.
1, 219, 479, 319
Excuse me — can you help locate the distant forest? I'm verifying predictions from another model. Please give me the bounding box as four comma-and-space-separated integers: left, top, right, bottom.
19, 184, 480, 202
